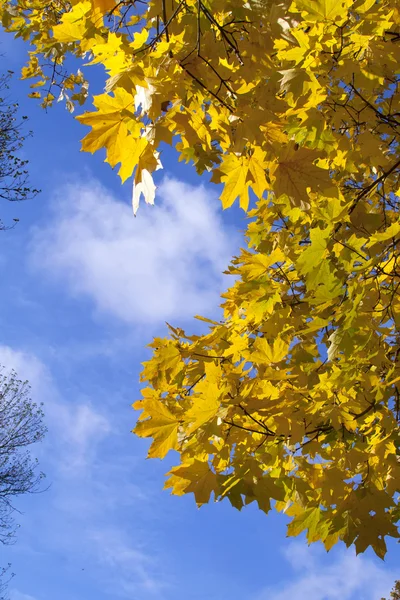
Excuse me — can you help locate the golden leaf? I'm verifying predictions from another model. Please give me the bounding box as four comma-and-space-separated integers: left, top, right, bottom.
134, 399, 179, 459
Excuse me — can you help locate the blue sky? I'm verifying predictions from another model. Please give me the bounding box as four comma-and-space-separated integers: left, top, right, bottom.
0, 29, 399, 600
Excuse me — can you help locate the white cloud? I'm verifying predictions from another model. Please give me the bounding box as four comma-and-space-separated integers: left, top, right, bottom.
0, 345, 111, 473
51, 401, 111, 473
0, 345, 164, 598
0, 346, 50, 395
89, 527, 164, 596
30, 177, 238, 325
256, 542, 394, 600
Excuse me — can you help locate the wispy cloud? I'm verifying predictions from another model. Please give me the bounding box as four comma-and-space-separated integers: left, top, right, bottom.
0, 343, 165, 598
256, 542, 394, 600
51, 401, 111, 473
0, 345, 50, 394
30, 177, 239, 326
0, 345, 111, 473
89, 527, 165, 597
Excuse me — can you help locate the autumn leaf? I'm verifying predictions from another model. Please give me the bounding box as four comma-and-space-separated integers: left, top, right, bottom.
250, 336, 289, 365
166, 459, 218, 504
296, 226, 330, 275
77, 89, 145, 176
273, 144, 332, 206
53, 1, 91, 43
185, 362, 223, 433
294, 0, 352, 22
134, 398, 180, 459
219, 154, 251, 210
287, 506, 327, 543
92, 0, 115, 14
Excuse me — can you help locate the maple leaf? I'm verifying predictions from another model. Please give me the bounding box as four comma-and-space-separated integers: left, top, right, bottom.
132, 146, 162, 212
287, 506, 325, 543
185, 362, 222, 433
279, 68, 310, 96
77, 89, 134, 159
219, 154, 251, 210
294, 0, 352, 22
77, 89, 150, 181
273, 143, 331, 206
247, 147, 269, 199
219, 148, 269, 210
142, 341, 182, 388
134, 398, 180, 459
132, 169, 156, 214
296, 226, 330, 276
166, 459, 218, 504
53, 1, 92, 43
250, 336, 289, 365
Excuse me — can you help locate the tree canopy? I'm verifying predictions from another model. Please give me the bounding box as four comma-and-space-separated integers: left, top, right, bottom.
1, 0, 400, 558
0, 70, 38, 228
0, 369, 46, 545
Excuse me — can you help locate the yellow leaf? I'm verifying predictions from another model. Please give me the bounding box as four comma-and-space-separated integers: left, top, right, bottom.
134, 399, 179, 459
296, 226, 330, 275
247, 147, 269, 200
166, 459, 217, 504
273, 144, 331, 206
92, 0, 115, 14
251, 336, 289, 364
294, 0, 352, 22
241, 248, 286, 280
185, 362, 221, 433
77, 88, 145, 179
367, 221, 400, 246
219, 148, 269, 210
117, 136, 148, 183
219, 154, 250, 210
142, 341, 182, 387
287, 506, 323, 541
53, 1, 91, 43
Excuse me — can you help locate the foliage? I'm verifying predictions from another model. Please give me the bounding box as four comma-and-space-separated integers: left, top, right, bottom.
1, 0, 400, 557
0, 71, 39, 228
0, 369, 46, 545
382, 580, 400, 600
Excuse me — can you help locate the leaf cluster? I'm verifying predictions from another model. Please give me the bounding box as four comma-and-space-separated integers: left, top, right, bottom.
2, 0, 400, 556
